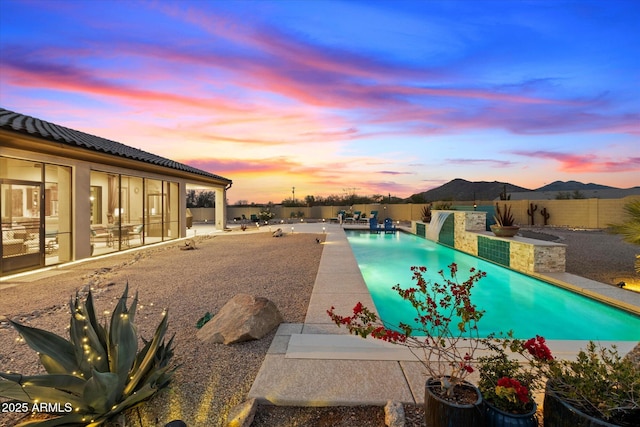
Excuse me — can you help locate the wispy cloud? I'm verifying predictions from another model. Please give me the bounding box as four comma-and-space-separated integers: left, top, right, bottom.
510, 150, 640, 173
445, 158, 517, 168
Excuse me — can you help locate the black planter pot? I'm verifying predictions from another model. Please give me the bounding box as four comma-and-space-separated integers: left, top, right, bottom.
424, 377, 484, 427
543, 386, 620, 427
485, 400, 537, 427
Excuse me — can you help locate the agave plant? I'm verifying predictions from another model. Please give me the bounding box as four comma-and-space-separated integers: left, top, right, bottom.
0, 284, 175, 426
494, 203, 515, 226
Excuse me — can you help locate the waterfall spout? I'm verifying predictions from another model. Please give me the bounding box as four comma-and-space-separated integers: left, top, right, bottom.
426, 211, 451, 242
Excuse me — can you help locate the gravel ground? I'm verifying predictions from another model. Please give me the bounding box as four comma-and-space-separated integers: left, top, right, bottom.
1, 227, 638, 427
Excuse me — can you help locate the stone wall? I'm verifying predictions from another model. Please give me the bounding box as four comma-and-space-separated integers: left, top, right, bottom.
415, 211, 566, 274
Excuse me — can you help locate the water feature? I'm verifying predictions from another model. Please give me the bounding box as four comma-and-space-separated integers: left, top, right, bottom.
426, 211, 451, 241
345, 230, 640, 340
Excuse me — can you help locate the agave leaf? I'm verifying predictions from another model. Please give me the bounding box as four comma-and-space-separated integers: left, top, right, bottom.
83, 369, 119, 414
0, 372, 85, 395
106, 284, 138, 395
109, 307, 138, 395
37, 353, 74, 376
9, 321, 78, 375
128, 289, 138, 324
0, 376, 31, 401
122, 311, 168, 396
69, 295, 109, 375
0, 379, 86, 409
84, 290, 108, 349
102, 381, 160, 419
131, 337, 153, 373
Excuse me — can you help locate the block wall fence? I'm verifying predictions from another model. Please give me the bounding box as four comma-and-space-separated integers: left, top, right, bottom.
212, 195, 639, 230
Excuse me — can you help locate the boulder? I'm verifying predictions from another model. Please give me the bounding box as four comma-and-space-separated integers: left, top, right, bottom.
197, 294, 283, 345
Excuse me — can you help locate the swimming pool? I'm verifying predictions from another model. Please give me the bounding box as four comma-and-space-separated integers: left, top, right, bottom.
345, 230, 640, 340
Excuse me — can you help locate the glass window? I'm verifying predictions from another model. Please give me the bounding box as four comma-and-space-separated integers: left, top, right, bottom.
44, 164, 72, 265
166, 181, 179, 240
89, 171, 118, 256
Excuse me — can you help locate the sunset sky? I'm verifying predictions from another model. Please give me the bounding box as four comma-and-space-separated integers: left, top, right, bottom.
1, 0, 638, 204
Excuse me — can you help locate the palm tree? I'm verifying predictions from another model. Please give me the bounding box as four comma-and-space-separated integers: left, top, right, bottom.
608, 199, 640, 273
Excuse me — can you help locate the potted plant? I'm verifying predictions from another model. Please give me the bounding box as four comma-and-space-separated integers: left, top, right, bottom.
328, 264, 487, 427
544, 341, 640, 427
421, 204, 432, 223
491, 203, 520, 237
478, 334, 554, 426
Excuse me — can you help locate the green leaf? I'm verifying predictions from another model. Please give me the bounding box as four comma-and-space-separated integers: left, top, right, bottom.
0, 372, 85, 395
0, 377, 85, 410
85, 291, 108, 351
68, 295, 109, 375
83, 369, 119, 414
9, 321, 78, 375
122, 311, 168, 395
107, 284, 138, 394
128, 288, 139, 324
102, 381, 160, 419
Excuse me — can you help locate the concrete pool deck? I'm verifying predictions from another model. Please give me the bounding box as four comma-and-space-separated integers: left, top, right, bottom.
246, 222, 640, 407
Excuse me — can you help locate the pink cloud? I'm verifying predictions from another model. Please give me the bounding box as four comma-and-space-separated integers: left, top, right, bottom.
510, 150, 640, 173
445, 158, 517, 168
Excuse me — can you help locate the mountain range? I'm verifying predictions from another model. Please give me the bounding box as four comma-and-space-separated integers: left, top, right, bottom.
411, 179, 637, 202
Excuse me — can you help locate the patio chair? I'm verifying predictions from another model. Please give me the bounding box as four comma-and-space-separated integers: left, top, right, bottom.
129, 224, 144, 245
384, 218, 397, 234
369, 217, 380, 233
347, 211, 362, 223
90, 226, 112, 247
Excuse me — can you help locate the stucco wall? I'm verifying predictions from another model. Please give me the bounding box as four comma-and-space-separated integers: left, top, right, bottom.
227, 196, 638, 229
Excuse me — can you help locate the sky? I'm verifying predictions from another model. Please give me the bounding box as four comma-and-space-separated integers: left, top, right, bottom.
1, 0, 639, 204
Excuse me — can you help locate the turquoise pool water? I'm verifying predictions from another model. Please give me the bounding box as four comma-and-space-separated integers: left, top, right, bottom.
345, 230, 640, 340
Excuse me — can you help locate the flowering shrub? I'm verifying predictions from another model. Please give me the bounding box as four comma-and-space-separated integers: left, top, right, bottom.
495, 377, 529, 405
328, 264, 487, 398
478, 333, 554, 414
546, 341, 640, 425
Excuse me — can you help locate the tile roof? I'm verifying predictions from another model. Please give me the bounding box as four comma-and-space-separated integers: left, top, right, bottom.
0, 108, 231, 184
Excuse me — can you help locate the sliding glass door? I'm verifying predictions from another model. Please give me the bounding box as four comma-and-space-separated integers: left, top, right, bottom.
1, 180, 44, 273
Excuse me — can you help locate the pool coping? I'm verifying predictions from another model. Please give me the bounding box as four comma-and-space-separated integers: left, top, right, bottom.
247, 224, 640, 406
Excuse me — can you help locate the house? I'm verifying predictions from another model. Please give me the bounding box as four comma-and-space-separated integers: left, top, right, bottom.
0, 108, 232, 276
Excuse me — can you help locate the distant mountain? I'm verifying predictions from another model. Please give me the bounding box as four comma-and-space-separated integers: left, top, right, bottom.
413, 179, 531, 202
535, 180, 616, 192
410, 179, 630, 202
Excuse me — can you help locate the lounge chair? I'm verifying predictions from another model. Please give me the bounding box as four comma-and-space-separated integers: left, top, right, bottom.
369, 217, 380, 233
331, 210, 346, 224
384, 218, 397, 234
347, 211, 362, 223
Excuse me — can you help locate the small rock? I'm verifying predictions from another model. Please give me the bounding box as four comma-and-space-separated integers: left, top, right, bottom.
385, 400, 405, 427
225, 398, 257, 427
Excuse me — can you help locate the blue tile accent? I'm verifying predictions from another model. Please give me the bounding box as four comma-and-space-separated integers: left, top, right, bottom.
416, 222, 426, 238
478, 235, 510, 267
